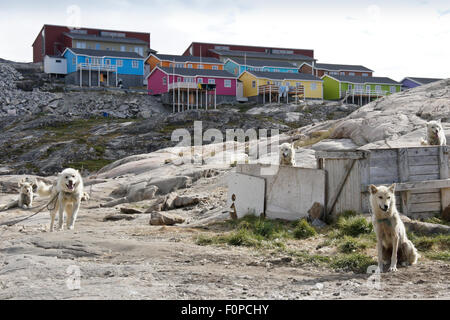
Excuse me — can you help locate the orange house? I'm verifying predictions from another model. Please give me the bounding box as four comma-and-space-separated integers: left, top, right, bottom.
146, 53, 224, 71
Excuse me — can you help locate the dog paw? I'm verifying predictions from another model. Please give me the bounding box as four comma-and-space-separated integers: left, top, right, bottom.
388, 266, 398, 272
68, 225, 75, 230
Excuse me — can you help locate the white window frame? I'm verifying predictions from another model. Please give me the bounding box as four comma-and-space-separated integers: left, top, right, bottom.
362, 73, 368, 77
340, 71, 345, 75
163, 77, 167, 85
105, 59, 111, 65
224, 79, 231, 88
197, 78, 203, 84
212, 65, 219, 70
252, 81, 256, 88
116, 59, 123, 67
132, 60, 139, 68
198, 64, 204, 69
95, 43, 101, 50
311, 82, 317, 91
349, 72, 355, 76
366, 85, 371, 93
76, 42, 86, 49
187, 64, 193, 69
390, 86, 396, 93
375, 85, 382, 93
120, 45, 126, 52
208, 79, 215, 84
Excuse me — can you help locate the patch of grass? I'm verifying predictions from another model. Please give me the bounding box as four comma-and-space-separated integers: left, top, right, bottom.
425, 251, 450, 261
424, 216, 450, 226
338, 236, 368, 253
331, 253, 377, 273
64, 159, 114, 173
293, 128, 334, 148
409, 233, 450, 252
293, 219, 317, 239
336, 215, 373, 237
288, 250, 332, 266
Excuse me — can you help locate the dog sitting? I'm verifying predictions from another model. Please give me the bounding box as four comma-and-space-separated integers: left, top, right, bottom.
279, 143, 296, 166
369, 184, 419, 272
420, 120, 447, 146
18, 178, 34, 209
36, 168, 84, 231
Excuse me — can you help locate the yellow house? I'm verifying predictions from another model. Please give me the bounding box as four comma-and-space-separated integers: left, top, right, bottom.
238, 70, 323, 99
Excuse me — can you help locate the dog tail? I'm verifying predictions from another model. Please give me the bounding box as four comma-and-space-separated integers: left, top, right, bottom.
35, 179, 53, 197
406, 240, 420, 265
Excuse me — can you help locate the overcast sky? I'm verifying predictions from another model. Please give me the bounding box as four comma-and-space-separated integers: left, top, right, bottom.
0, 0, 448, 81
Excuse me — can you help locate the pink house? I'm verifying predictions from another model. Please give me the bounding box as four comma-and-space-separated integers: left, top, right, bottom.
147, 66, 237, 96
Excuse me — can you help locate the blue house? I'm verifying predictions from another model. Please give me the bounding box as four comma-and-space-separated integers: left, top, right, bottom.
400, 77, 443, 90
62, 48, 145, 87
224, 57, 298, 77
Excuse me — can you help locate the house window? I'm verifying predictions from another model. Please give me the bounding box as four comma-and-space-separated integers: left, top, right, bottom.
252, 81, 256, 88
330, 71, 339, 75
116, 60, 123, 67
76, 42, 86, 49
132, 60, 139, 68
224, 79, 231, 88
362, 73, 368, 77
120, 45, 126, 52
349, 72, 355, 76
355, 84, 363, 91
390, 86, 396, 93
208, 79, 215, 84
366, 85, 371, 92
55, 60, 61, 63
274, 81, 281, 86
348, 84, 353, 91
212, 65, 219, 70
177, 77, 182, 82
375, 85, 382, 93
340, 72, 345, 75
175, 63, 183, 68
105, 59, 111, 65
134, 47, 143, 56
311, 83, 317, 90
187, 64, 193, 68
163, 77, 167, 85
72, 57, 76, 65
95, 43, 100, 50
198, 64, 204, 69
93, 58, 101, 65
197, 78, 203, 83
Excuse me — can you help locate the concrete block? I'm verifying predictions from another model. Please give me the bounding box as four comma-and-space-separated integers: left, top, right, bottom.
227, 172, 265, 219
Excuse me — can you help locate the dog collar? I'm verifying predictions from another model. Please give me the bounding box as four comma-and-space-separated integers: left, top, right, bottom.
377, 218, 392, 226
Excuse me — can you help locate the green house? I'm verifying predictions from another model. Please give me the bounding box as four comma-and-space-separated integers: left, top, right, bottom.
322, 75, 401, 103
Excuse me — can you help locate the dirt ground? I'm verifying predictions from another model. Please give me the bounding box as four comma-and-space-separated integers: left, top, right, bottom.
0, 174, 449, 300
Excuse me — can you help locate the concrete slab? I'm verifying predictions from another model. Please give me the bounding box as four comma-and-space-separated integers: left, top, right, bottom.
227, 172, 265, 219
236, 164, 326, 220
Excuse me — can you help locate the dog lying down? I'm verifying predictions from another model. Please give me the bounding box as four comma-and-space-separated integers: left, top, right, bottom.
369, 184, 419, 272
36, 168, 88, 231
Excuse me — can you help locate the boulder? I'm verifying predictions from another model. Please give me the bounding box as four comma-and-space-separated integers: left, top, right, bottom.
149, 212, 185, 226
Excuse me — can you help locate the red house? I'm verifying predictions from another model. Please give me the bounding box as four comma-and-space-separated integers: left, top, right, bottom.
182, 42, 314, 59
32, 24, 152, 63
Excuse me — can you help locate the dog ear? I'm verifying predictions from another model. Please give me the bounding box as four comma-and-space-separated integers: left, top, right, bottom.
388, 183, 396, 193
437, 119, 442, 124
369, 184, 377, 194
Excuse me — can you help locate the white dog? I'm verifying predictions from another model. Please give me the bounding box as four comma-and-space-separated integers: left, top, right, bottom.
369, 184, 419, 272
18, 178, 34, 209
421, 120, 447, 146
279, 143, 296, 166
37, 168, 84, 231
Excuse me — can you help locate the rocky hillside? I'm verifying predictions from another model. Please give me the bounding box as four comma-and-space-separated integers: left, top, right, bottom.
0, 61, 358, 176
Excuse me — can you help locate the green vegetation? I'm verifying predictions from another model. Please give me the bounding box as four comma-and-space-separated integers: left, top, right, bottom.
336, 214, 373, 237
331, 253, 377, 273
293, 219, 317, 239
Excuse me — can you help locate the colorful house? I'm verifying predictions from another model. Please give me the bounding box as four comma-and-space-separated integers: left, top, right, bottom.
238, 70, 323, 101
400, 77, 443, 90
62, 48, 145, 88
147, 66, 238, 111
224, 58, 298, 76
146, 54, 223, 72
321, 75, 401, 103
300, 63, 373, 77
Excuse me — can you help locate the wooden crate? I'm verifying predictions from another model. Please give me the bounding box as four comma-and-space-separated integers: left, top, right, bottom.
316, 146, 450, 219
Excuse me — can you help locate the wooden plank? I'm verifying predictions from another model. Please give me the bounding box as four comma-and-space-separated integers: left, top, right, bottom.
439, 146, 450, 212
370, 157, 397, 167
369, 175, 399, 185
400, 191, 411, 216
408, 156, 439, 166
369, 167, 398, 179
315, 151, 366, 160
409, 165, 439, 175
369, 149, 397, 160
362, 179, 450, 192
327, 159, 356, 215
409, 192, 441, 204
398, 148, 409, 215
408, 174, 440, 182
360, 158, 370, 213
407, 147, 439, 157
409, 202, 442, 213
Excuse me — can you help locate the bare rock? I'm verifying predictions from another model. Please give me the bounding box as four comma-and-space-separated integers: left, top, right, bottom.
120, 207, 144, 214
149, 212, 185, 226
308, 202, 324, 221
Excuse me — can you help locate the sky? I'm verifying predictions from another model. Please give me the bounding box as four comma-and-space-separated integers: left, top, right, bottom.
0, 0, 449, 81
